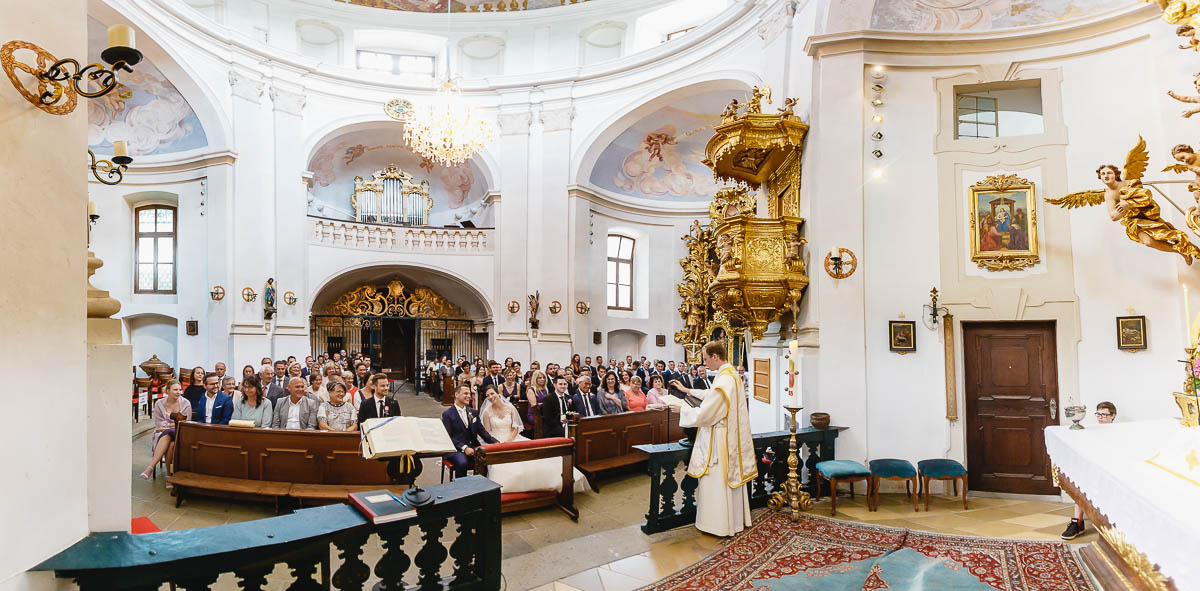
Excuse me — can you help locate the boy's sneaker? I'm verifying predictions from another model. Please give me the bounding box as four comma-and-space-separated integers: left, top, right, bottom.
1060, 518, 1085, 540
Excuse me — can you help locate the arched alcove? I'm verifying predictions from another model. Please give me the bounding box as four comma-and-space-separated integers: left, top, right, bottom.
607, 328, 647, 361
125, 313, 179, 377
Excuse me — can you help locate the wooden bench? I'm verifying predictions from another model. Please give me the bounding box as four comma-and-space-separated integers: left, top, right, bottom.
567, 407, 682, 491
475, 437, 578, 521
168, 422, 395, 510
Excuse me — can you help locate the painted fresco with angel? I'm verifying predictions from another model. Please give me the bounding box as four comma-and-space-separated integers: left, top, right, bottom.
1045, 136, 1200, 265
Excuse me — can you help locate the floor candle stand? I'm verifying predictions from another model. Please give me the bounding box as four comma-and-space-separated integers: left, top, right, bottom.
769, 405, 814, 520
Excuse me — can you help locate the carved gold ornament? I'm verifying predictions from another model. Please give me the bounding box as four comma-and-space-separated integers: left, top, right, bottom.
241, 287, 257, 302
1051, 464, 1060, 488
824, 248, 857, 279
1145, 0, 1200, 27
507, 300, 520, 314
674, 220, 718, 364
968, 174, 1040, 271
703, 93, 808, 190
283, 291, 297, 306
210, 286, 225, 301
549, 301, 562, 314
1, 40, 78, 115
320, 279, 466, 319
1097, 526, 1171, 591
576, 301, 590, 315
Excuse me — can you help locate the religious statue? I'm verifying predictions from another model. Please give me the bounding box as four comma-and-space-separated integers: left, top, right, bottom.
720, 98, 740, 121
1045, 136, 1200, 264
664, 341, 757, 537
746, 85, 772, 115
784, 230, 806, 270
1164, 143, 1200, 236
778, 97, 798, 117
1167, 73, 1200, 118
527, 291, 540, 331
264, 278, 277, 320
1178, 24, 1200, 50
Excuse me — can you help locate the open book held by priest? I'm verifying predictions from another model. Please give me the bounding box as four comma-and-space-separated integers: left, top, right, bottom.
361, 416, 456, 459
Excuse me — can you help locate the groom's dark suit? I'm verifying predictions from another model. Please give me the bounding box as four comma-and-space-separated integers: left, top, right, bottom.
441, 404, 498, 477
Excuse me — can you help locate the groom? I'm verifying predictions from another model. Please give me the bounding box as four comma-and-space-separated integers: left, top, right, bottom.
441, 384, 498, 478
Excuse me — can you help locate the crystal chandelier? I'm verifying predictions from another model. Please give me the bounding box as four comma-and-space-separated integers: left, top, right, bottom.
389, 79, 493, 167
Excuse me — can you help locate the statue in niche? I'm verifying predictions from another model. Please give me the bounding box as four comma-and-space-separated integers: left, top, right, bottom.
1167, 72, 1200, 118
1177, 24, 1200, 50
264, 278, 277, 320
527, 291, 540, 331
1046, 136, 1200, 264
1165, 143, 1200, 236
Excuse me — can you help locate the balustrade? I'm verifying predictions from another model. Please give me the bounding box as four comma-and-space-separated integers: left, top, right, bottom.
309, 217, 493, 254
32, 476, 501, 591
634, 427, 844, 534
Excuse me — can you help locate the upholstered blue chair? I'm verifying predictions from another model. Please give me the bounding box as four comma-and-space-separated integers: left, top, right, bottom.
917, 459, 968, 510
814, 460, 871, 516
868, 459, 918, 512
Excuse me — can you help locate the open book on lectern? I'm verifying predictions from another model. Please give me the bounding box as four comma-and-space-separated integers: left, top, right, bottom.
360, 416, 456, 460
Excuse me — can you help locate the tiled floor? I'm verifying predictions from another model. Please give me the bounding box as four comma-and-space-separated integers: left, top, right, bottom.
130, 392, 1092, 591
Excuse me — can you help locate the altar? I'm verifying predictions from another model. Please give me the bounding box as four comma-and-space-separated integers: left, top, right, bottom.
1045, 420, 1200, 591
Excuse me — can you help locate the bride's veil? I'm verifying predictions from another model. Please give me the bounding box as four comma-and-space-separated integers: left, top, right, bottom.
480, 395, 525, 435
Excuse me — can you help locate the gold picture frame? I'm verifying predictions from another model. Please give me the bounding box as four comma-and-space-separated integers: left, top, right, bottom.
968, 174, 1040, 271
1116, 315, 1147, 351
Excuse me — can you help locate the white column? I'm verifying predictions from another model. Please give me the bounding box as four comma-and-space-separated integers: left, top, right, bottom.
493, 109, 532, 363
269, 83, 309, 357
531, 105, 575, 362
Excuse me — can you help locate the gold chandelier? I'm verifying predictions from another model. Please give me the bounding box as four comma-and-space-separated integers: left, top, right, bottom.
387, 79, 493, 167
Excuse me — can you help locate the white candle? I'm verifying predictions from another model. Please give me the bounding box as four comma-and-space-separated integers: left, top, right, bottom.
1186, 284, 1193, 348
786, 339, 799, 407
112, 141, 128, 159
88, 201, 96, 216
108, 24, 135, 49
828, 246, 840, 260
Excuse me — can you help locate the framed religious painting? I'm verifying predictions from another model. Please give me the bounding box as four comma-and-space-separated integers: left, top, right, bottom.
889, 320, 916, 353
968, 174, 1040, 271
1116, 315, 1147, 351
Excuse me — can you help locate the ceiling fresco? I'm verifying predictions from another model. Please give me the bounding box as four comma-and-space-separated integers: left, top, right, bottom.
588, 89, 749, 201
869, 0, 1136, 31
334, 0, 592, 13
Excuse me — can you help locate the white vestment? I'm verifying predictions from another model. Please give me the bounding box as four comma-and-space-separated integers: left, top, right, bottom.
679, 363, 756, 536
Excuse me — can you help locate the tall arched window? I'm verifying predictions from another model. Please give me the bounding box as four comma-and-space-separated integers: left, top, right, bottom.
134, 205, 177, 294
607, 234, 634, 311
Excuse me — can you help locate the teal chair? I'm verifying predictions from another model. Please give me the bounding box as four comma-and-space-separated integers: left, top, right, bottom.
868, 459, 918, 512
917, 459, 968, 510
814, 460, 871, 516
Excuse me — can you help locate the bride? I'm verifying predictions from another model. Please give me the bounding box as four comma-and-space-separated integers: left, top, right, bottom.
479, 385, 590, 493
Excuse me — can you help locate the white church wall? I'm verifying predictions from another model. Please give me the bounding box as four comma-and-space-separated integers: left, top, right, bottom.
0, 1, 89, 586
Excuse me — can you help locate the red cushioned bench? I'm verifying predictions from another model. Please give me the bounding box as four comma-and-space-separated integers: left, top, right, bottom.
474, 437, 578, 521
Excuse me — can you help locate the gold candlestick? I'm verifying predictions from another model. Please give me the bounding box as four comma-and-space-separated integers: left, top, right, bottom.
768, 405, 814, 520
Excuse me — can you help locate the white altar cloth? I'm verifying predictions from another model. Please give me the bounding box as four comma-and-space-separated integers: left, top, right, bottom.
1045, 420, 1200, 589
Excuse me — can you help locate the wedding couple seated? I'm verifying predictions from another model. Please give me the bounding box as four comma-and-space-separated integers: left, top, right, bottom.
441, 384, 588, 494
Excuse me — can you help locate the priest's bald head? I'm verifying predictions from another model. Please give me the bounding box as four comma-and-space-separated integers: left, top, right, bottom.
701, 341, 727, 370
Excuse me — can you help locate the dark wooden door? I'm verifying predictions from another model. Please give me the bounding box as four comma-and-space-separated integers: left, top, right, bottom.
963, 321, 1060, 495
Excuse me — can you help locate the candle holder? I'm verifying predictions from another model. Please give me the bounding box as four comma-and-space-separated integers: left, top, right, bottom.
767, 405, 814, 521
88, 149, 131, 185
1, 35, 142, 116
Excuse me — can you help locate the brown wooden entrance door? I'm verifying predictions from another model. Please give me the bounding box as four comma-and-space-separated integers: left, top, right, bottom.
963, 321, 1060, 495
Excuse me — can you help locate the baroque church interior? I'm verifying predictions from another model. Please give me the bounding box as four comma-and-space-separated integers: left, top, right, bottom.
5, 0, 1200, 589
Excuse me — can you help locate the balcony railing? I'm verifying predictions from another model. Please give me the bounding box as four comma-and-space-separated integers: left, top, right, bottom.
309, 217, 494, 254
32, 477, 501, 590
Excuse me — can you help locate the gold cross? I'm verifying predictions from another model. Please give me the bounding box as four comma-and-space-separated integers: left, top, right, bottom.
1127, 306, 1136, 315
898, 312, 906, 320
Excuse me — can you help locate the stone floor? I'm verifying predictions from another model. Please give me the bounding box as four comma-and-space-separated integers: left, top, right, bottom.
131, 391, 1093, 591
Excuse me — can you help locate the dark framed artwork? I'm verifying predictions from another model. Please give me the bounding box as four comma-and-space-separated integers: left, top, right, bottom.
889, 320, 916, 353
186, 320, 199, 336
656, 334, 666, 347
1116, 316, 1147, 351
593, 331, 602, 345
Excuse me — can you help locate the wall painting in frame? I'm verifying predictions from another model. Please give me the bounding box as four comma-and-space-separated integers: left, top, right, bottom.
1116, 315, 1147, 351
968, 174, 1040, 271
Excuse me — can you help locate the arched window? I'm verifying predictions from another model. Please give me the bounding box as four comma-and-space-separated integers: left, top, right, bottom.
134, 205, 177, 294
607, 234, 634, 311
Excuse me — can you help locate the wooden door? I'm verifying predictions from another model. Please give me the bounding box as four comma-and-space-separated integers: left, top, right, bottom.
963, 321, 1060, 495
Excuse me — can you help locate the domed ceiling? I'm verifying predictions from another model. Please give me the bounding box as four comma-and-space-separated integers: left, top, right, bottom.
869, 0, 1135, 32
334, 0, 592, 13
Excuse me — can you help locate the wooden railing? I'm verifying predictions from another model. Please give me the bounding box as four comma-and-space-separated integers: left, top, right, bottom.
634, 426, 845, 534
309, 217, 494, 254
31, 476, 501, 590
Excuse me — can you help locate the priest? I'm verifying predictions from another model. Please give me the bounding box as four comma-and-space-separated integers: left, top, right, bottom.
667, 341, 757, 536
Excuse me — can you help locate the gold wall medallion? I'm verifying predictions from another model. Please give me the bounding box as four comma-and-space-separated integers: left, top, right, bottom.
241, 287, 257, 302
968, 174, 1040, 271
823, 248, 857, 279
1, 40, 78, 115
507, 300, 520, 314
283, 291, 297, 306
549, 300, 562, 314
320, 279, 466, 319
576, 301, 590, 315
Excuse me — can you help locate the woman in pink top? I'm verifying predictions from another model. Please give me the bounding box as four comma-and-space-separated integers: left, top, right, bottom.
645, 374, 668, 406
139, 379, 191, 479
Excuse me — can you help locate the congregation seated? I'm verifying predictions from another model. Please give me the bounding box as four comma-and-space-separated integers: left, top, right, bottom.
182, 366, 206, 417
318, 382, 359, 432
271, 377, 319, 429
260, 364, 286, 404
441, 384, 499, 478
540, 375, 573, 438
358, 374, 401, 425
596, 370, 627, 414
195, 372, 233, 425
571, 374, 603, 417
139, 379, 190, 479
231, 376, 273, 427
524, 370, 550, 425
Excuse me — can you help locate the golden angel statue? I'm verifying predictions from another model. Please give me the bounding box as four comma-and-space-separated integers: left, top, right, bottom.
1165, 143, 1200, 236
1045, 136, 1200, 265
1145, 0, 1200, 26
746, 86, 772, 115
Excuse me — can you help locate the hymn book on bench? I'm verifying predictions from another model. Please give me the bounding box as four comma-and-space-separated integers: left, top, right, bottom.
360, 416, 455, 459
347, 490, 417, 524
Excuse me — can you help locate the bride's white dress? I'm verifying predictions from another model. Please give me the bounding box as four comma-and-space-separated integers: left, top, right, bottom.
483, 412, 590, 494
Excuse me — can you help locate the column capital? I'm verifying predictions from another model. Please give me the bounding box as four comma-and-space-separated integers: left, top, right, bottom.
228, 69, 265, 103
269, 85, 307, 116
539, 106, 575, 133
498, 111, 532, 136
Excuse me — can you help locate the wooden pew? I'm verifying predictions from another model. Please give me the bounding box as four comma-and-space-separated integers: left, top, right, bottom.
567, 407, 682, 491
474, 437, 578, 521
168, 422, 400, 510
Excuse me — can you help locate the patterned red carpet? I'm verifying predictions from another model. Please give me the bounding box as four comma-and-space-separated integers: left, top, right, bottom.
638, 512, 1096, 591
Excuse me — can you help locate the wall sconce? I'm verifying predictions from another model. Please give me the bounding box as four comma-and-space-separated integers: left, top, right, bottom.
1, 25, 142, 116
824, 247, 858, 279
88, 142, 132, 185
283, 291, 297, 306
871, 113, 883, 124
922, 287, 950, 329
576, 301, 590, 315
871, 131, 884, 141
507, 300, 520, 314
871, 65, 886, 80
210, 286, 225, 301
871, 96, 884, 107
871, 83, 885, 92
549, 301, 562, 314
241, 287, 257, 302
871, 149, 883, 159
